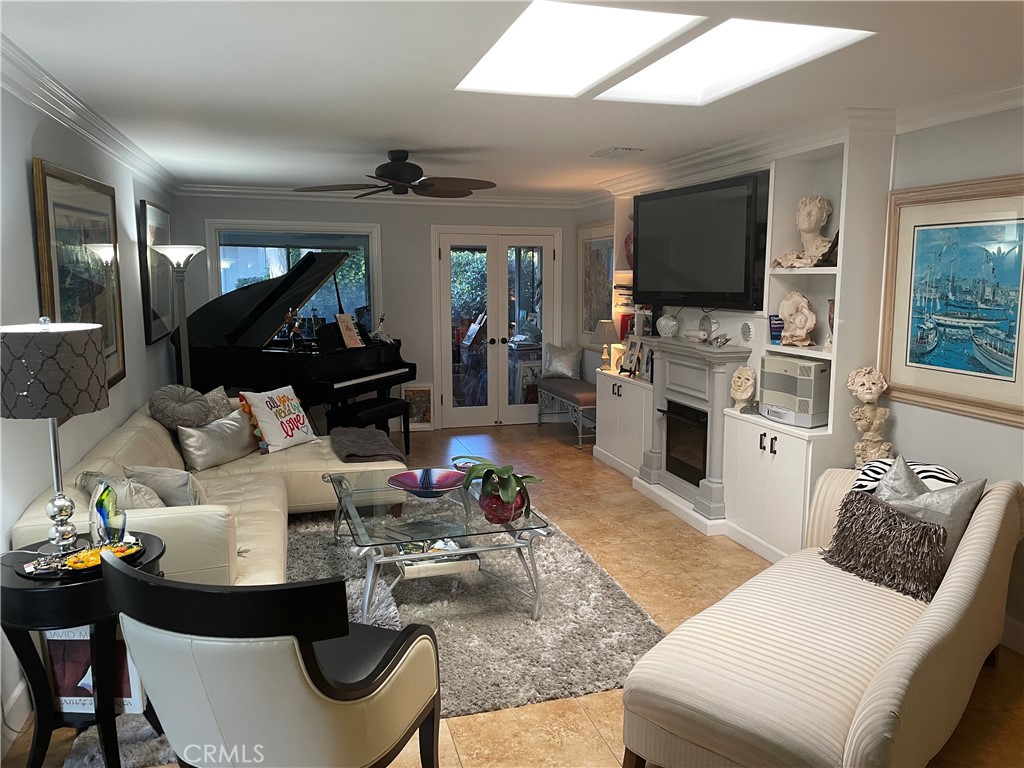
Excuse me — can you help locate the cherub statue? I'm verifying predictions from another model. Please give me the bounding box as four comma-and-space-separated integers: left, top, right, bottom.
779, 291, 816, 347
730, 365, 757, 411
772, 195, 835, 268
847, 365, 895, 467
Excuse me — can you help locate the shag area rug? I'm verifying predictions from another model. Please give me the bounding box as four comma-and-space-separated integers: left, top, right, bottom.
64, 714, 174, 768
288, 510, 665, 718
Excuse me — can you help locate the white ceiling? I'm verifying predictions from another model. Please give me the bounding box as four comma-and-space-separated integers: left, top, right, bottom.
2, 1, 1022, 204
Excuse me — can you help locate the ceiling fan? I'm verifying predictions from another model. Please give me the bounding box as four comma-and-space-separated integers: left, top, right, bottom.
294, 150, 497, 199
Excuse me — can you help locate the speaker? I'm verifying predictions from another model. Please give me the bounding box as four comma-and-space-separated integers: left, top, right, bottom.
758, 356, 831, 428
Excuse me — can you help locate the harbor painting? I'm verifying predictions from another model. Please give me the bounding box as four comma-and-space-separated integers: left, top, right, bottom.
907, 219, 1022, 382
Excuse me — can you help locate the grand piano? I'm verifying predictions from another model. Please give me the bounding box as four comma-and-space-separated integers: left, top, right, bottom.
177, 251, 416, 417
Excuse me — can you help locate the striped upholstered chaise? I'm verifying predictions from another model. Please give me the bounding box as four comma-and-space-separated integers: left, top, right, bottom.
622, 468, 1023, 768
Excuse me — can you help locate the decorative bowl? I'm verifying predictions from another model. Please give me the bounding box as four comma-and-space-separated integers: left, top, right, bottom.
386, 468, 466, 498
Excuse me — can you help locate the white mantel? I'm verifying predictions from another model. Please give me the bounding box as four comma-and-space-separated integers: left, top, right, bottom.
636, 337, 751, 521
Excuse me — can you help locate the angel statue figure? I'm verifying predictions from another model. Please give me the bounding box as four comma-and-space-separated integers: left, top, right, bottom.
369, 312, 395, 344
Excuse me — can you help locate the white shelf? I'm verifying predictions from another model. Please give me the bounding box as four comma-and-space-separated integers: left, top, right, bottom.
768, 266, 838, 276
764, 344, 832, 360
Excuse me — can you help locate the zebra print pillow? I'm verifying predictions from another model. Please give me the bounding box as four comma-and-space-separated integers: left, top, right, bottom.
852, 458, 961, 493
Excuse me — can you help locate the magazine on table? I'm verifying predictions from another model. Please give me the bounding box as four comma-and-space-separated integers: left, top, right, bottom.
43, 625, 144, 714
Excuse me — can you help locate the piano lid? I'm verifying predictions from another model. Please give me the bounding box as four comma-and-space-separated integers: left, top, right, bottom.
187, 251, 350, 348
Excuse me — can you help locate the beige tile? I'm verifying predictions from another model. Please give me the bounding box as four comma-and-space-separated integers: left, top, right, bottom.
390, 719, 462, 768
577, 689, 626, 762
447, 698, 621, 768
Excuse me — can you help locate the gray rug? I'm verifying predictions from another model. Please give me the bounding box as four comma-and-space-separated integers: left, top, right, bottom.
63, 714, 174, 768
288, 510, 665, 718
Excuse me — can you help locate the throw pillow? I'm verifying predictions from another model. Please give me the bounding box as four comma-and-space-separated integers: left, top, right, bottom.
148, 385, 210, 431
540, 342, 581, 380
238, 385, 317, 454
177, 409, 258, 472
851, 458, 960, 493
874, 455, 932, 502
821, 490, 947, 602
123, 466, 207, 507
74, 472, 164, 510
204, 386, 234, 423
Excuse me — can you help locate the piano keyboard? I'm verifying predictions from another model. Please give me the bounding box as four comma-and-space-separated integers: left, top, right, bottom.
333, 367, 413, 389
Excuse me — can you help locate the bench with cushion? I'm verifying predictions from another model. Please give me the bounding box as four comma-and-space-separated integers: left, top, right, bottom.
537, 378, 596, 449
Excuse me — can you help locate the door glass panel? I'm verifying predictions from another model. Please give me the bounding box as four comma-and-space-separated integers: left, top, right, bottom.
507, 245, 543, 405
450, 246, 489, 409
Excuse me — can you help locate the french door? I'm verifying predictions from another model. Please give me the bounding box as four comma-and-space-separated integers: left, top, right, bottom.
438, 232, 556, 428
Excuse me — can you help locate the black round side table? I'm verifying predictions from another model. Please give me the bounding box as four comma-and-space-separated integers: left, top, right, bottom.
1, 532, 164, 768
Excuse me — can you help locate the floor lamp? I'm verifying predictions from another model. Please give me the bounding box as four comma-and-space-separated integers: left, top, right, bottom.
1, 319, 109, 556
152, 245, 205, 388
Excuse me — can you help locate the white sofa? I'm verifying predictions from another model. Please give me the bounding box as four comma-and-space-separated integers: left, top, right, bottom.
11, 403, 405, 586
623, 468, 1024, 768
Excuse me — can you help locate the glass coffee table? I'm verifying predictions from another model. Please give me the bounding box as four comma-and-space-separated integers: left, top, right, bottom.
323, 469, 553, 623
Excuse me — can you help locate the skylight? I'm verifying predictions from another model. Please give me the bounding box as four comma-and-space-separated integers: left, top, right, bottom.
456, 1, 705, 98
596, 18, 875, 106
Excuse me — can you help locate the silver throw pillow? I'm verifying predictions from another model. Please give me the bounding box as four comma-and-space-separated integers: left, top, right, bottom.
148, 385, 210, 430
204, 386, 234, 423
540, 342, 581, 379
124, 465, 207, 507
177, 409, 257, 472
75, 472, 164, 509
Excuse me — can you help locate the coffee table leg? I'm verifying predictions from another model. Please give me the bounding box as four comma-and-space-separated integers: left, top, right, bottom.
362, 554, 380, 624
514, 535, 544, 621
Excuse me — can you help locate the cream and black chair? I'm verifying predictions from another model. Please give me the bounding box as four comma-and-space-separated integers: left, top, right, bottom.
100, 551, 440, 768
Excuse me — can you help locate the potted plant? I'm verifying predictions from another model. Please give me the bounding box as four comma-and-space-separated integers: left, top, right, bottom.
451, 455, 541, 524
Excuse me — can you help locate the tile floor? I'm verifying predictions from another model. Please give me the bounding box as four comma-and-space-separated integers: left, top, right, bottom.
4, 422, 1022, 768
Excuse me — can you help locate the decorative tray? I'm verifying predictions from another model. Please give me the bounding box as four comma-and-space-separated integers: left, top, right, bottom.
15, 538, 145, 581
386, 468, 466, 499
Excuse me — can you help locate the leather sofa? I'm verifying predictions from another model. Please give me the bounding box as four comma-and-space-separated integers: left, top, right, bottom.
11, 402, 405, 586
623, 468, 1024, 768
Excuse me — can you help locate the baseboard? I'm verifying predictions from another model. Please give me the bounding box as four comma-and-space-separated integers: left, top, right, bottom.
593, 447, 638, 478
1002, 614, 1024, 655
632, 477, 729, 537
1, 678, 32, 758
723, 523, 786, 564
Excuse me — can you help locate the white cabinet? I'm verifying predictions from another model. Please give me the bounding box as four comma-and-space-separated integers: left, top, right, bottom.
724, 410, 816, 559
594, 369, 652, 476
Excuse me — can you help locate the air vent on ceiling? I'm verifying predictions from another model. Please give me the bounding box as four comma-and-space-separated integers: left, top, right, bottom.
590, 147, 646, 160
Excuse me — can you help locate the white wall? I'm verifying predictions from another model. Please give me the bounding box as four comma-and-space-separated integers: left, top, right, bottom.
0, 90, 177, 750
888, 107, 1024, 630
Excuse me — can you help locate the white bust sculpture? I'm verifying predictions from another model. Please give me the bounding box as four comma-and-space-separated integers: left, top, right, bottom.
730, 365, 756, 410
779, 291, 816, 347
772, 195, 835, 268
847, 365, 895, 467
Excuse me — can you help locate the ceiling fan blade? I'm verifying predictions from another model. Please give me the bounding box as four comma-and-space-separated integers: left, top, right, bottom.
354, 187, 391, 199
419, 176, 497, 191
293, 183, 382, 192
412, 186, 473, 199
367, 174, 417, 189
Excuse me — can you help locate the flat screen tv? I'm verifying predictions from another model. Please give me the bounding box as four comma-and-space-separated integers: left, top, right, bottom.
632, 169, 769, 311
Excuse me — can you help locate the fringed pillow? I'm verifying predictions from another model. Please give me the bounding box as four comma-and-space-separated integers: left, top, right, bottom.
821, 490, 946, 602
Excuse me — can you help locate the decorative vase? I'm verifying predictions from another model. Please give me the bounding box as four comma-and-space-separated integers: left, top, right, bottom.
90, 482, 127, 545
478, 490, 526, 524
656, 314, 679, 338
624, 230, 634, 269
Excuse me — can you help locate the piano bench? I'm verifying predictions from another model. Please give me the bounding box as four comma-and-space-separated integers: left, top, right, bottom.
329, 397, 411, 456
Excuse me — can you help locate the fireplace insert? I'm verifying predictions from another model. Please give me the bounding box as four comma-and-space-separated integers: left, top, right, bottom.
658, 400, 708, 487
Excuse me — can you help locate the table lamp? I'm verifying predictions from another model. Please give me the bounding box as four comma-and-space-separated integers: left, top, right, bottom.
152, 245, 205, 388
1, 318, 108, 554
590, 319, 620, 371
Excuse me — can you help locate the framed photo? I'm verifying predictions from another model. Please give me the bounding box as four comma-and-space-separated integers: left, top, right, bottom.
32, 158, 125, 387
578, 221, 614, 341
402, 384, 433, 431
136, 200, 174, 345
620, 337, 641, 375
880, 174, 1023, 427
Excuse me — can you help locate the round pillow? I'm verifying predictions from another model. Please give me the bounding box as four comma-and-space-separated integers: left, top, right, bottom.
148, 385, 210, 430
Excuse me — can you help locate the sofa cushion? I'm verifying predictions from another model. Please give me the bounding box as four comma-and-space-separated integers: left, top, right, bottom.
177, 409, 258, 472
202, 475, 288, 585
75, 471, 164, 510
148, 385, 210, 430
623, 549, 926, 768
124, 466, 207, 507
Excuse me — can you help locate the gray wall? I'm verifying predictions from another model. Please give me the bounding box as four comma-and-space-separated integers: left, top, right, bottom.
889, 108, 1024, 627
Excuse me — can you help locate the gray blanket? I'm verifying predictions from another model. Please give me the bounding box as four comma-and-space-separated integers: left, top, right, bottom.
329, 427, 405, 464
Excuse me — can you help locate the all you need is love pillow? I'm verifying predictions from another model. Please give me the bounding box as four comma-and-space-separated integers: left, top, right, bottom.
239, 385, 316, 454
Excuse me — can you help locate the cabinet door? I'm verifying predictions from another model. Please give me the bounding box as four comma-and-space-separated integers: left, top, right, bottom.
724, 417, 769, 536
596, 373, 618, 455
763, 430, 808, 552
617, 379, 647, 470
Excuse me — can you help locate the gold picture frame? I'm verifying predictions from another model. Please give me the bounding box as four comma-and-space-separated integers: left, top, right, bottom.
402, 384, 433, 431
32, 158, 125, 387
880, 174, 1023, 427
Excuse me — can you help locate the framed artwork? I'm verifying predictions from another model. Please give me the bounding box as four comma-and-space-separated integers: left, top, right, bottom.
32, 158, 125, 387
880, 174, 1023, 427
578, 221, 614, 341
136, 200, 174, 344
402, 384, 433, 430
515, 359, 542, 405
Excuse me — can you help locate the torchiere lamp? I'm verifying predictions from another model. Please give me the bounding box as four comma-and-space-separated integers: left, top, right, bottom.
152, 245, 205, 388
1, 319, 109, 555
590, 319, 621, 371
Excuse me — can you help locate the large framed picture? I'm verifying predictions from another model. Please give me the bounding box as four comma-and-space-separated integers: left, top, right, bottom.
136, 200, 174, 344
33, 158, 125, 387
880, 174, 1023, 427
578, 221, 614, 341
402, 384, 433, 431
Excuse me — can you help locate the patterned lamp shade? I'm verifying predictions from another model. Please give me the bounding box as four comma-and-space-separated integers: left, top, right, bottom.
0, 322, 109, 420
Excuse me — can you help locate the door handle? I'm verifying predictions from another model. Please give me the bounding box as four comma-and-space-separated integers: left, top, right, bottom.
499, 337, 508, 344
770, 435, 778, 455
616, 384, 622, 397
488, 338, 497, 345
758, 432, 767, 451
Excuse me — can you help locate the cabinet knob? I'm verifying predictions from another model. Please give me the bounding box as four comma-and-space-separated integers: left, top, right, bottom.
758, 432, 767, 451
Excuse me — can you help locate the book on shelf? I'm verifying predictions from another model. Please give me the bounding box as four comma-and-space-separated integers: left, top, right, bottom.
43, 625, 144, 714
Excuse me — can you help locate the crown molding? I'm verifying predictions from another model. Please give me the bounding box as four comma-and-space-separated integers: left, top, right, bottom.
1, 35, 179, 191
175, 183, 607, 210
895, 78, 1023, 134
